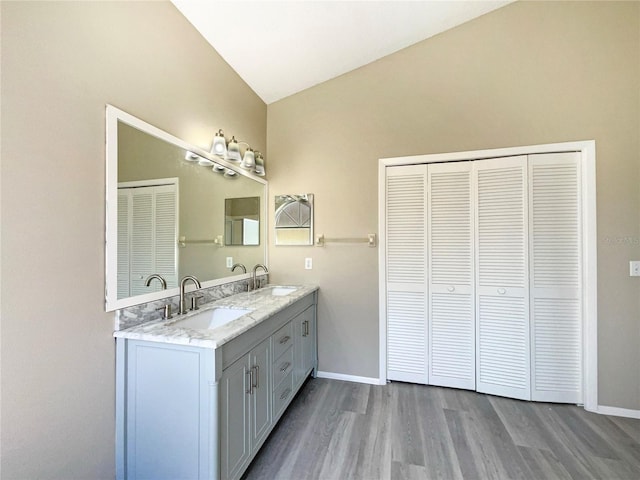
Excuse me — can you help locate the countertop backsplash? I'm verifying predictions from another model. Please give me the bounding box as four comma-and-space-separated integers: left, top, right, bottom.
115, 275, 267, 331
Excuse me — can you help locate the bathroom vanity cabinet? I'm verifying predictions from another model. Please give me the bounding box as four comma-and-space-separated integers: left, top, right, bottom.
115, 288, 317, 480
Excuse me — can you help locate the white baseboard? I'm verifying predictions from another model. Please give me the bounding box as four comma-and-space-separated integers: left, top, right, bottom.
597, 405, 640, 419
316, 371, 386, 385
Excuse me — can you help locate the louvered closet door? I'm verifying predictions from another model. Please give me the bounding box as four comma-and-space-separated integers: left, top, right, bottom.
427, 162, 475, 390
475, 156, 530, 401
529, 153, 582, 403
385, 165, 428, 383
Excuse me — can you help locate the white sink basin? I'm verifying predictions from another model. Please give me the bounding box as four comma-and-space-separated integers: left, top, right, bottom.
171, 307, 252, 330
256, 286, 298, 296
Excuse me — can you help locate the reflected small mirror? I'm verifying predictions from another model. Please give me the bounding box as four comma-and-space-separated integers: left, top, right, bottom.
275, 194, 314, 246
225, 197, 260, 246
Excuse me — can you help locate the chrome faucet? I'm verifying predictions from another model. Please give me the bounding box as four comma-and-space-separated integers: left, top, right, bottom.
145, 274, 167, 290
251, 264, 268, 292
179, 275, 201, 315
231, 263, 246, 273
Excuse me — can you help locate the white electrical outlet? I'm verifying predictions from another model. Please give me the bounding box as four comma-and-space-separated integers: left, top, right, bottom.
630, 261, 640, 277
226, 257, 233, 268
305, 258, 313, 270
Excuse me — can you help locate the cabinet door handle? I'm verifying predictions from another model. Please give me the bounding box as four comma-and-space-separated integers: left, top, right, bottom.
279, 335, 291, 344
252, 365, 259, 389
280, 361, 291, 373
302, 320, 309, 337
246, 369, 253, 395
280, 388, 291, 400
497, 288, 507, 295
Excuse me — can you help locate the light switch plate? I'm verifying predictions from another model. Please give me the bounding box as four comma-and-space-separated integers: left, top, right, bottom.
630, 261, 640, 277
226, 257, 233, 268
305, 258, 313, 270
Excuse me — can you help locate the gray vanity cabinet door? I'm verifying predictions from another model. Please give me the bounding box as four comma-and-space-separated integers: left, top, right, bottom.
220, 355, 251, 480
293, 305, 316, 387
220, 337, 272, 480
250, 337, 272, 450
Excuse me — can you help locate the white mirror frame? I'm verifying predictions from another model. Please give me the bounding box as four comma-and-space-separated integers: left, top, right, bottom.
105, 105, 268, 311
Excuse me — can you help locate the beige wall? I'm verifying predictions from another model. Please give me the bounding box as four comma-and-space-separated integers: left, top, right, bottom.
267, 1, 640, 409
1, 2, 266, 478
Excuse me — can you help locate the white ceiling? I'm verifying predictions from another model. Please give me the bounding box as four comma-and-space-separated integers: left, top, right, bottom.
171, 1, 513, 104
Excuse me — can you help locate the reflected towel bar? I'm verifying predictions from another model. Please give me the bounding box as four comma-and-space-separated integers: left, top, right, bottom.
178, 235, 224, 248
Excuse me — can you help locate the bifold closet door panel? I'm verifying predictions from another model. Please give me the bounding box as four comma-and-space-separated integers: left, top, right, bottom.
427, 162, 475, 390
475, 156, 531, 401
529, 153, 582, 403
385, 165, 428, 383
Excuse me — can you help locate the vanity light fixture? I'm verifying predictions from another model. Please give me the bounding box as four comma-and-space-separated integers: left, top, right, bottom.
185, 151, 214, 166
211, 129, 227, 156
254, 152, 265, 176
223, 168, 238, 179
226, 136, 241, 162
212, 163, 226, 174
241, 147, 255, 169
210, 129, 265, 175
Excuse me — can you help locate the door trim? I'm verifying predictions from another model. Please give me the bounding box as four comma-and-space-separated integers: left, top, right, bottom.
378, 140, 597, 412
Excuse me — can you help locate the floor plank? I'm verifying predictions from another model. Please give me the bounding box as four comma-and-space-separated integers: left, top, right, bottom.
243, 378, 640, 480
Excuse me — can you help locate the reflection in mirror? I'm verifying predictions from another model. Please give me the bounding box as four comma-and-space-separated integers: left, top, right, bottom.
106, 106, 267, 311
225, 197, 260, 246
274, 194, 314, 246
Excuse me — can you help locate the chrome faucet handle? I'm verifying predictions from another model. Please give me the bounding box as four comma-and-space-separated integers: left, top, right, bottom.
156, 304, 173, 320
190, 295, 203, 311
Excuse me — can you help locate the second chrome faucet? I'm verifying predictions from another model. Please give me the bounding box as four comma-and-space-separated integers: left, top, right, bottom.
251, 264, 268, 292
179, 275, 201, 315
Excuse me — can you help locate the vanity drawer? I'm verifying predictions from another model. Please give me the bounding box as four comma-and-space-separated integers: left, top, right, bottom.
272, 347, 293, 388
273, 322, 293, 359
273, 372, 294, 419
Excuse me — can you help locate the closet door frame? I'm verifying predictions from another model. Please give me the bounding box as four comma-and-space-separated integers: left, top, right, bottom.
378, 140, 597, 412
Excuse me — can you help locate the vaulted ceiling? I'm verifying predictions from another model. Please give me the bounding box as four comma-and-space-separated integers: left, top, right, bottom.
171, 1, 513, 104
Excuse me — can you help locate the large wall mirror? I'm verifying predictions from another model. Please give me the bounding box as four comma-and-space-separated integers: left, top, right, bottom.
105, 105, 267, 311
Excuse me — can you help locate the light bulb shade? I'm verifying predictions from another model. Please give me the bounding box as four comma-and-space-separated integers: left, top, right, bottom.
254, 152, 265, 176
241, 148, 255, 169
223, 168, 238, 178
225, 136, 241, 162
211, 129, 227, 156
185, 151, 200, 162
197, 157, 214, 166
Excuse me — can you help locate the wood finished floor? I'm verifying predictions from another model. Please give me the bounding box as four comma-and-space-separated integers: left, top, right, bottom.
243, 378, 640, 480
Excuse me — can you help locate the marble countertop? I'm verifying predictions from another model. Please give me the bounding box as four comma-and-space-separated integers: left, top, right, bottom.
113, 284, 318, 349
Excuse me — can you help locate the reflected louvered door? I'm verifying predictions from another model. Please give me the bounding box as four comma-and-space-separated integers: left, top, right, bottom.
117, 191, 131, 299
385, 165, 428, 383
124, 184, 178, 296
475, 156, 530, 401
427, 162, 475, 390
529, 153, 582, 403
154, 185, 179, 291
130, 188, 155, 296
